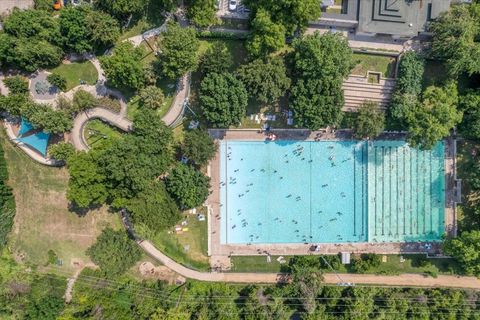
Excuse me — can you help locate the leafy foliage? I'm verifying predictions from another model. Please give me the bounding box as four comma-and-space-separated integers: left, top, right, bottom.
430, 3, 480, 76
199, 42, 233, 76
126, 181, 180, 231
350, 254, 382, 273
21, 102, 73, 134
47, 73, 67, 91
406, 83, 462, 149
3, 9, 60, 43
94, 0, 147, 23
48, 142, 76, 162
246, 8, 285, 58
158, 22, 200, 79
165, 164, 211, 210
186, 0, 218, 27
458, 90, 480, 140
200, 72, 248, 127
67, 151, 109, 208
182, 129, 217, 166
86, 228, 141, 276
0, 94, 28, 116
237, 56, 290, 105
100, 42, 146, 90
72, 89, 97, 113
24, 275, 65, 320
353, 101, 385, 139
138, 85, 165, 109
443, 230, 480, 276
289, 32, 353, 129
3, 76, 29, 95
59, 5, 94, 54
243, 0, 321, 35
10, 38, 63, 73
34, 0, 54, 11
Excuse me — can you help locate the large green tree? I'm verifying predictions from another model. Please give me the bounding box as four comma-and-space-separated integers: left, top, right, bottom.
237, 56, 290, 105
199, 42, 233, 76
21, 102, 73, 134
3, 76, 29, 95
86, 228, 141, 276
200, 72, 248, 127
353, 101, 385, 139
3, 9, 60, 44
11, 38, 63, 72
289, 32, 353, 129
59, 6, 120, 54
186, 0, 217, 27
165, 164, 211, 210
443, 230, 480, 276
157, 22, 199, 79
100, 42, 146, 90
138, 85, 165, 110
24, 275, 65, 320
430, 3, 480, 76
246, 8, 285, 58
458, 90, 480, 140
67, 151, 109, 208
182, 129, 217, 166
243, 0, 321, 34
126, 181, 179, 232
406, 83, 462, 149
48, 142, 76, 162
94, 0, 146, 23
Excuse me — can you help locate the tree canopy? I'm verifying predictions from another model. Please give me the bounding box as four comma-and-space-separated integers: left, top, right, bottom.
430, 3, 480, 76
126, 181, 180, 232
186, 0, 218, 27
86, 228, 141, 276
458, 90, 480, 140
3, 76, 29, 95
246, 8, 285, 58
353, 101, 385, 139
199, 42, 233, 76
100, 42, 146, 90
289, 32, 353, 129
406, 83, 462, 149
237, 56, 290, 105
157, 22, 199, 79
21, 102, 73, 134
443, 230, 480, 276
67, 151, 108, 208
182, 129, 217, 166
243, 0, 321, 35
138, 86, 165, 110
165, 164, 211, 210
72, 89, 97, 113
200, 72, 248, 128
94, 0, 146, 23
48, 142, 76, 162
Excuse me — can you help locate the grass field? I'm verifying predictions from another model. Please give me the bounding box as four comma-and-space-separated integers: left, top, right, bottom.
1, 130, 121, 273
231, 254, 459, 275
49, 61, 98, 91
84, 119, 124, 149
150, 210, 209, 271
351, 53, 396, 78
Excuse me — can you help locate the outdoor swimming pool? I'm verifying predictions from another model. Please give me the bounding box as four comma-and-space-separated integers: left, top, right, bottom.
219, 140, 446, 244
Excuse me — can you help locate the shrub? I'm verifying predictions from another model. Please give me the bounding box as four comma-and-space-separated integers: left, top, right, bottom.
165, 164, 211, 210
72, 89, 97, 112
47, 73, 67, 91
138, 86, 165, 110
182, 129, 217, 166
96, 96, 121, 113
48, 142, 76, 162
3, 76, 29, 95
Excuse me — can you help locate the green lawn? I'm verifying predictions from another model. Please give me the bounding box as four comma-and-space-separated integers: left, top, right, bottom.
84, 119, 124, 150
230, 256, 293, 273
351, 53, 396, 78
0, 130, 121, 273
231, 254, 460, 275
149, 209, 210, 271
49, 61, 98, 91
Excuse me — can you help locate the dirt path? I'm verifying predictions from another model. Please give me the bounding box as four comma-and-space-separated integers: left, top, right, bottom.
64, 263, 96, 303
139, 240, 480, 289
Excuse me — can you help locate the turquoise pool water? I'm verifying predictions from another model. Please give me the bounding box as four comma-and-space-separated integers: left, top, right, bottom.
219, 140, 445, 244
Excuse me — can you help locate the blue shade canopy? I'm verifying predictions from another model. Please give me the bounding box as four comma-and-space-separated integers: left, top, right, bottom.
17, 131, 50, 156
18, 118, 34, 137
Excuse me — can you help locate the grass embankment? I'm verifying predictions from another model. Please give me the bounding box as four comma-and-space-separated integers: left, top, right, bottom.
49, 61, 98, 91
351, 53, 396, 78
231, 254, 459, 275
84, 119, 124, 150
0, 130, 121, 273
150, 211, 210, 271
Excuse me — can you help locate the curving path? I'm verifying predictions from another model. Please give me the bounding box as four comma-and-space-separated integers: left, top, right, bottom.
139, 240, 480, 289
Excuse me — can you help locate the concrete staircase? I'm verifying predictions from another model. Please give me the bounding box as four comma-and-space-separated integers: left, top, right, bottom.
342, 75, 396, 112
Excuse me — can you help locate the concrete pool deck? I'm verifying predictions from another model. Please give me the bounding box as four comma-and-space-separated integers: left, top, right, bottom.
206, 129, 457, 270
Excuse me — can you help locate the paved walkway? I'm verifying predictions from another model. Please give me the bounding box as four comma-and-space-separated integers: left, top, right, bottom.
139, 240, 480, 289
